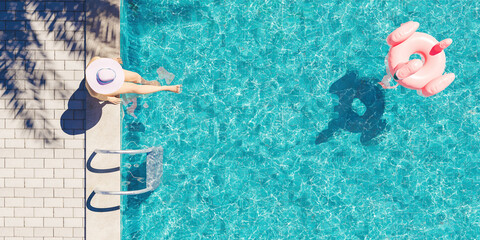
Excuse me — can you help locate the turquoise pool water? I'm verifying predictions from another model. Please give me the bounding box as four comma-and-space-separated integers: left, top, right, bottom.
120, 0, 480, 238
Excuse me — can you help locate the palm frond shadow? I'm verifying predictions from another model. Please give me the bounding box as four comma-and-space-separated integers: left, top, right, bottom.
0, 0, 119, 142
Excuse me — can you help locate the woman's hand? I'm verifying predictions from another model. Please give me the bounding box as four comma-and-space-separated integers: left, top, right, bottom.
107, 96, 122, 105
114, 57, 123, 64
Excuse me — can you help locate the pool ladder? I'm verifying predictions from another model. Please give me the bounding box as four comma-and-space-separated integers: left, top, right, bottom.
91, 147, 163, 195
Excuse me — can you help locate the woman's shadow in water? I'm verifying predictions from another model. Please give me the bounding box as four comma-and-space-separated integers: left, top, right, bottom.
316, 71, 386, 145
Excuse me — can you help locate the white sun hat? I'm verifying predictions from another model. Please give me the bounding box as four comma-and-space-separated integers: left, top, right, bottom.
86, 58, 125, 95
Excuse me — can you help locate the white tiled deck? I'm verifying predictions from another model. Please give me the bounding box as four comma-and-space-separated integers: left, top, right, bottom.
0, 0, 121, 239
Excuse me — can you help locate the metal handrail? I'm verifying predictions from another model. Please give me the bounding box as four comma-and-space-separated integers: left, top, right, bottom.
94, 147, 154, 155
91, 146, 163, 196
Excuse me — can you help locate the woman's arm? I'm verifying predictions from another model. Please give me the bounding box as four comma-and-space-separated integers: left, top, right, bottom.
113, 57, 122, 64
88, 56, 122, 66
87, 56, 101, 67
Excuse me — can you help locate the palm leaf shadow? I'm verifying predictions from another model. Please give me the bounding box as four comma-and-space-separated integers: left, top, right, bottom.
0, 0, 119, 142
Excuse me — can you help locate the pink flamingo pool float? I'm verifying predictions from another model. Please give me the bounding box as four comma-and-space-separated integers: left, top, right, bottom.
380, 21, 455, 97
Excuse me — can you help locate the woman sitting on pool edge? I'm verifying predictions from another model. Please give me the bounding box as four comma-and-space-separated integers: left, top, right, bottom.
85, 56, 182, 104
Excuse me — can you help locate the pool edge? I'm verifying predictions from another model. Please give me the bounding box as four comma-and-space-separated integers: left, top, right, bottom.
85, 0, 122, 239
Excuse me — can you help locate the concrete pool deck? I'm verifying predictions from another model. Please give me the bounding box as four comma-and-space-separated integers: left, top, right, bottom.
85, 0, 121, 239
0, 0, 121, 239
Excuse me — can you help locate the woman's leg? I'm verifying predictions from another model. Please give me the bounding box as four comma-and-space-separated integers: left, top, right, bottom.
123, 70, 141, 83
107, 82, 181, 96
123, 70, 160, 86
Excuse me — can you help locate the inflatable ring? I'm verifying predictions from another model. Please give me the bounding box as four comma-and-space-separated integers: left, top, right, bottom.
380, 21, 455, 97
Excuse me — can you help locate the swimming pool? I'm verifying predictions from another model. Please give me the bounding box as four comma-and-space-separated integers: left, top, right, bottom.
120, 0, 480, 238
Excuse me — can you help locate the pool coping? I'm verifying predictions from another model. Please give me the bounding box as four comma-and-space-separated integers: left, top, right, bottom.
85, 0, 122, 239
